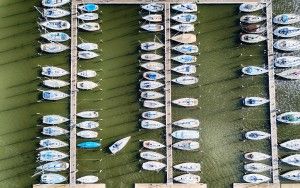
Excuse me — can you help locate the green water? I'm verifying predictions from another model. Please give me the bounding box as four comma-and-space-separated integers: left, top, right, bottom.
0, 1, 298, 188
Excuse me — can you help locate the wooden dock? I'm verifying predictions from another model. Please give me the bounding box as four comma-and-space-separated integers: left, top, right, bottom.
265, 0, 279, 184
76, 0, 263, 4
164, 2, 173, 184
135, 183, 207, 188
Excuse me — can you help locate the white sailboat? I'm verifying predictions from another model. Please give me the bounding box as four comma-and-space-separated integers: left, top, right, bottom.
78, 4, 99, 12
239, 3, 265, 12
140, 42, 164, 51
42, 126, 69, 136
41, 43, 69, 53
172, 55, 197, 64
77, 81, 98, 90
274, 39, 300, 51
38, 150, 68, 162
77, 111, 98, 118
78, 13, 99, 21
43, 115, 68, 125
280, 139, 300, 151
140, 81, 164, 90
140, 151, 165, 160
42, 66, 69, 77
274, 56, 300, 68
172, 130, 199, 140
172, 44, 198, 54
77, 175, 99, 183
240, 15, 266, 24
77, 130, 98, 139
41, 173, 66, 184
240, 34, 266, 43
43, 79, 69, 88
173, 118, 199, 129
172, 75, 198, 85
281, 154, 300, 167
142, 111, 165, 119
141, 24, 164, 32
78, 22, 100, 31
274, 26, 300, 38
172, 14, 197, 24
141, 53, 163, 61
78, 51, 99, 59
141, 3, 164, 13
140, 62, 164, 71
78, 70, 97, 78
244, 163, 271, 173
39, 20, 70, 30
273, 14, 300, 25
171, 33, 196, 43
42, 90, 69, 100
243, 174, 270, 183
141, 120, 165, 129
39, 138, 68, 149
244, 152, 271, 161
109, 136, 131, 154
277, 112, 300, 124
77, 121, 99, 129
171, 24, 195, 32
42, 0, 70, 7
172, 98, 198, 107
143, 71, 164, 81
172, 65, 197, 75
142, 161, 166, 171
245, 131, 270, 140
174, 163, 201, 172
242, 66, 268, 75
281, 170, 300, 181
173, 140, 199, 151
142, 14, 162, 22
36, 161, 69, 172
174, 174, 200, 184
277, 69, 300, 80
78, 43, 98, 51
172, 3, 197, 13
243, 97, 269, 106
143, 140, 165, 150
140, 91, 164, 100
43, 8, 70, 18
143, 100, 165, 109
41, 32, 70, 42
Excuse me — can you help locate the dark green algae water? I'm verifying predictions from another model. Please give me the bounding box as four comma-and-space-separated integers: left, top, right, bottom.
0, 1, 299, 188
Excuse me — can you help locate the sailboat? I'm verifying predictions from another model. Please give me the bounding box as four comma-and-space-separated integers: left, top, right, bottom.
140, 91, 164, 100
244, 152, 271, 161
78, 4, 99, 12
78, 13, 99, 21
244, 163, 272, 173
173, 118, 199, 129
143, 71, 164, 81
43, 8, 70, 18
172, 55, 197, 64
78, 23, 100, 31
172, 130, 199, 140
77, 141, 101, 149
142, 111, 165, 119
143, 100, 165, 109
41, 173, 66, 184
141, 53, 163, 61
42, 126, 69, 136
141, 120, 165, 129
172, 98, 198, 107
240, 34, 267, 43
142, 161, 166, 171
172, 65, 197, 75
243, 174, 270, 183
142, 14, 162, 22
42, 0, 70, 7
41, 32, 70, 42
171, 24, 195, 32
173, 140, 199, 151
36, 161, 69, 172
140, 62, 164, 71
77, 81, 98, 90
140, 151, 165, 160
239, 3, 265, 12
78, 43, 98, 51
277, 69, 300, 80
77, 111, 98, 118
40, 43, 69, 53
171, 33, 196, 43
172, 3, 197, 13
274, 26, 300, 38
38, 150, 68, 162
77, 175, 99, 183
39, 20, 70, 30
277, 112, 300, 124
274, 56, 300, 68
280, 139, 300, 151
43, 79, 69, 88
78, 51, 99, 59
281, 154, 300, 167
242, 24, 266, 34
143, 140, 165, 150
141, 3, 164, 13
77, 70, 97, 78
76, 121, 99, 129
243, 97, 269, 106
171, 14, 197, 24
140, 42, 164, 51
172, 75, 198, 85
39, 138, 68, 149
140, 81, 164, 90
77, 130, 98, 138
173, 162, 201, 172
273, 14, 300, 25
245, 131, 270, 140
174, 174, 200, 184
281, 170, 300, 181
141, 24, 164, 32
42, 66, 69, 77
242, 66, 268, 75
274, 39, 300, 51
109, 136, 131, 154
240, 15, 266, 24
172, 44, 198, 54
42, 115, 68, 125
42, 90, 69, 100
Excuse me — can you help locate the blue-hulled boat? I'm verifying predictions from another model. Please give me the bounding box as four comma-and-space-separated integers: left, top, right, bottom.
77, 141, 101, 149
78, 4, 99, 12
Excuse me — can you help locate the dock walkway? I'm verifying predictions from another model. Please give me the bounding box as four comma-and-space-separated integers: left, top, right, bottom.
76, 0, 263, 4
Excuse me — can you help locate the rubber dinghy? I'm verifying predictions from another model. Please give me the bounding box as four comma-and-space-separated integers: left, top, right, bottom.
171, 13, 197, 24
239, 3, 265, 12
143, 140, 165, 150
281, 170, 300, 181
171, 24, 195, 32
41, 173, 66, 184
78, 43, 98, 51
36, 161, 69, 172
77, 175, 99, 183
77, 111, 98, 118
274, 26, 300, 38
76, 121, 99, 129
172, 75, 198, 85
42, 115, 69, 125
245, 131, 270, 140
277, 69, 300, 80
141, 120, 165, 129
174, 174, 200, 184
41, 32, 70, 42
172, 65, 197, 75
240, 34, 266, 43
243, 174, 270, 183
42, 126, 69, 136
275, 56, 300, 68
173, 140, 199, 150
242, 66, 268, 75
142, 161, 166, 171
173, 162, 201, 172
43, 8, 70, 18
77, 70, 97, 78
172, 44, 198, 54
78, 4, 99, 12
41, 43, 69, 53
173, 118, 200, 129
109, 136, 131, 154
243, 97, 269, 107
140, 91, 164, 100
39, 20, 70, 30
240, 15, 266, 24
274, 39, 300, 52
40, 138, 68, 149
142, 111, 165, 119
172, 3, 197, 13
141, 3, 164, 12
277, 112, 300, 124
140, 151, 165, 160
141, 24, 164, 32
172, 98, 198, 107
244, 163, 271, 173
142, 14, 162, 22
172, 130, 199, 140
143, 100, 165, 109
42, 0, 70, 7
244, 152, 271, 161
43, 79, 69, 88
273, 14, 300, 25
42, 90, 69, 101
38, 150, 68, 162
140, 42, 164, 51
280, 139, 300, 151
281, 154, 300, 167
140, 62, 164, 71
42, 66, 69, 77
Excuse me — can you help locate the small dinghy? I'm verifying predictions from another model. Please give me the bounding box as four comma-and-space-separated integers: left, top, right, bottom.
41, 32, 70, 42
143, 71, 164, 81
273, 14, 300, 25
281, 170, 300, 181
41, 43, 69, 53
173, 140, 199, 150
240, 34, 266, 43
43, 79, 69, 88
78, 43, 98, 51
172, 44, 198, 54
244, 163, 272, 173
77, 130, 98, 139
77, 111, 98, 118
142, 111, 165, 119
274, 39, 300, 52
243, 97, 269, 106
78, 70, 97, 78
141, 42, 164, 51
77, 175, 99, 183
173, 118, 199, 129
42, 126, 69, 136
109, 136, 131, 154
171, 24, 195, 32
174, 174, 200, 184
38, 150, 68, 162
78, 13, 99, 21
245, 131, 270, 140
171, 34, 196, 44
242, 66, 268, 75
141, 120, 165, 129
142, 14, 162, 22
172, 55, 197, 64
172, 3, 197, 13
274, 26, 300, 38
243, 174, 270, 183
280, 139, 300, 151
40, 138, 68, 149
141, 24, 164, 32
141, 3, 164, 13
77, 121, 99, 129
277, 69, 300, 80
42, 0, 70, 7
141, 53, 163, 61
78, 4, 99, 12
281, 154, 300, 167
141, 91, 164, 100
140, 81, 164, 90
39, 20, 70, 30
172, 130, 199, 140
172, 75, 198, 85
77, 141, 101, 149
239, 3, 265, 12
78, 51, 99, 59
242, 24, 266, 34
277, 112, 300, 124
42, 66, 69, 77
142, 161, 166, 171
172, 14, 197, 24
174, 162, 201, 172
77, 81, 98, 90
140, 151, 165, 161
240, 15, 266, 24
140, 62, 164, 71
78, 23, 100, 31
43, 115, 68, 125
143, 140, 165, 150
41, 173, 66, 184
172, 65, 197, 75
275, 56, 300, 68
42, 90, 69, 101
244, 152, 271, 161
43, 8, 70, 18
172, 98, 198, 107
143, 100, 164, 109
37, 161, 69, 172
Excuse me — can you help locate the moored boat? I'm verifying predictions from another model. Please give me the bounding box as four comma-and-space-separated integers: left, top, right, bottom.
242, 24, 266, 34
42, 126, 69, 136
43, 8, 70, 18
41, 32, 70, 42
274, 26, 300, 38
174, 162, 201, 172
277, 69, 300, 80
245, 131, 270, 140
243, 174, 270, 183
78, 51, 99, 59
78, 43, 98, 51
77, 130, 98, 139
42, 66, 69, 77
274, 39, 300, 51
42, 90, 69, 100
140, 81, 164, 90
40, 138, 68, 149
38, 150, 68, 162
171, 34, 196, 43
244, 163, 272, 173
277, 112, 300, 124
172, 55, 197, 64
174, 174, 200, 184
41, 173, 66, 184
77, 81, 98, 90
77, 70, 97, 78
78, 4, 99, 12
173, 140, 199, 150
243, 97, 269, 106
39, 20, 70, 30
240, 15, 266, 24
36, 161, 69, 172
77, 141, 101, 149
171, 14, 197, 24
141, 53, 163, 61
143, 140, 165, 150
77, 121, 99, 129
141, 120, 165, 129
244, 152, 271, 161
141, 24, 164, 32
173, 118, 200, 129
240, 34, 266, 43
43, 115, 69, 125
172, 3, 197, 13
280, 139, 300, 151
172, 44, 198, 54
142, 14, 162, 22
172, 65, 197, 75
41, 43, 69, 53
242, 66, 268, 75
274, 56, 300, 68
143, 71, 164, 80
78, 13, 99, 21
142, 111, 165, 119
281, 170, 300, 181
77, 175, 99, 183
141, 3, 164, 13
140, 151, 165, 160
78, 22, 100, 31
143, 100, 165, 109
109, 136, 131, 154
273, 14, 300, 25
172, 98, 198, 107
140, 62, 164, 71
77, 111, 98, 118
42, 0, 70, 7
172, 75, 198, 85
172, 130, 199, 140
140, 42, 164, 51
140, 91, 164, 100
281, 154, 300, 167
171, 24, 195, 32
142, 161, 166, 171
43, 79, 69, 88
239, 3, 265, 12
